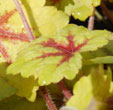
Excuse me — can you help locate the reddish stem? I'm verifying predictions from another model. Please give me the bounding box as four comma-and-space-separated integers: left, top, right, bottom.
13, 0, 34, 41
13, 1, 57, 110
100, 1, 113, 23
88, 7, 95, 30
58, 80, 72, 99
41, 87, 57, 110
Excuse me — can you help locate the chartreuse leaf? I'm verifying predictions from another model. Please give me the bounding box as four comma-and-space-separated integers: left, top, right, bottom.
91, 56, 113, 64
46, 0, 101, 21
67, 65, 112, 110
36, 6, 69, 37
7, 24, 113, 86
82, 41, 113, 64
0, 77, 16, 101
0, 63, 39, 102
67, 0, 101, 21
0, 0, 45, 36
0, 0, 69, 37
0, 40, 29, 63
0, 95, 48, 110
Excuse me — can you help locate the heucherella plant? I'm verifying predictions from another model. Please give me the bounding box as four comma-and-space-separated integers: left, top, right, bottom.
0, 0, 113, 110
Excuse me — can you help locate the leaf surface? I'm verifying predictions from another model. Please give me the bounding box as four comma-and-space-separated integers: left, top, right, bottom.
46, 0, 101, 21
0, 63, 39, 102
0, 0, 69, 37
7, 24, 113, 86
67, 65, 112, 110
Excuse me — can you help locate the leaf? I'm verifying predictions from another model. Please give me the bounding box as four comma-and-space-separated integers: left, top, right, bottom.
7, 24, 113, 86
46, 0, 101, 21
0, 0, 69, 37
0, 0, 45, 36
91, 56, 113, 64
0, 77, 16, 101
0, 9, 30, 63
67, 65, 112, 110
36, 6, 69, 37
0, 39, 29, 63
82, 41, 113, 65
0, 95, 48, 110
0, 63, 39, 102
67, 0, 101, 21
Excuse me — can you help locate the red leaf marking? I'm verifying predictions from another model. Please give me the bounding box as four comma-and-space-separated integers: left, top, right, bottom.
0, 9, 17, 25
0, 28, 30, 42
37, 35, 88, 66
0, 9, 30, 63
0, 40, 12, 63
0, 9, 30, 42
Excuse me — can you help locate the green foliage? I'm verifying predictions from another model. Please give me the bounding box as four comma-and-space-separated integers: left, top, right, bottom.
7, 24, 113, 86
46, 0, 101, 21
67, 65, 112, 110
0, 0, 113, 110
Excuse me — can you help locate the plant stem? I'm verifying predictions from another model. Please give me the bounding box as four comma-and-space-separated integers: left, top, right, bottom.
41, 86, 57, 110
88, 7, 95, 30
13, 0, 34, 41
14, 1, 57, 110
100, 1, 113, 23
58, 80, 72, 100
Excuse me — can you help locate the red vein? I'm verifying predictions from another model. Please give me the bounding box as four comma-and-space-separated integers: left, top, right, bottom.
0, 40, 12, 63
38, 36, 88, 66
12, 1, 58, 110
0, 28, 30, 42
0, 9, 16, 25
14, 0, 34, 41
41, 87, 57, 110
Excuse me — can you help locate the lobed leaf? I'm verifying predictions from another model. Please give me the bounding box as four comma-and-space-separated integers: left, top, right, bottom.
46, 0, 101, 21
7, 24, 113, 86
67, 65, 112, 110
36, 6, 69, 37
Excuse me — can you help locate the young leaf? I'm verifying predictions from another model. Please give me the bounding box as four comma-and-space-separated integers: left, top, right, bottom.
0, 77, 16, 101
67, 65, 112, 110
46, 0, 101, 21
7, 24, 113, 86
67, 0, 101, 21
